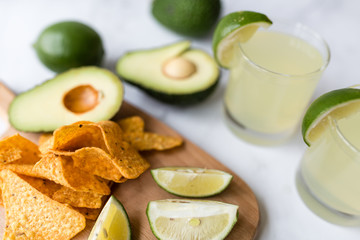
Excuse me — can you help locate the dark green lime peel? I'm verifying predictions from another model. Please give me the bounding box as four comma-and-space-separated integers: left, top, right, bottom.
152, 0, 221, 37
212, 11, 272, 68
302, 88, 360, 146
34, 21, 104, 73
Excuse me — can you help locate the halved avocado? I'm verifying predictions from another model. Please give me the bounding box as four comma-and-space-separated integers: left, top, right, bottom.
116, 41, 219, 105
9, 67, 124, 132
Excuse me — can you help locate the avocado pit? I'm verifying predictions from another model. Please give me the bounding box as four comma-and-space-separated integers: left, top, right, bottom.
163, 57, 196, 80
63, 85, 99, 114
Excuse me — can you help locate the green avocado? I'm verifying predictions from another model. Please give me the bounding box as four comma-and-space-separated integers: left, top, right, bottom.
9, 67, 124, 132
152, 0, 221, 37
116, 41, 220, 105
34, 21, 104, 73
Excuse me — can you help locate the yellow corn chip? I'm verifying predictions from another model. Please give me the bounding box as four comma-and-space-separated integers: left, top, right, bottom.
39, 133, 53, 147
39, 134, 54, 155
111, 140, 150, 179
74, 207, 102, 220
19, 175, 61, 198
117, 116, 183, 151
71, 147, 123, 181
0, 169, 86, 239
49, 147, 126, 182
33, 153, 110, 195
129, 132, 183, 151
0, 134, 41, 178
117, 116, 144, 133
53, 121, 107, 151
0, 176, 60, 207
0, 134, 40, 164
93, 121, 150, 178
0, 147, 21, 164
0, 162, 43, 178
52, 121, 150, 179
52, 186, 103, 209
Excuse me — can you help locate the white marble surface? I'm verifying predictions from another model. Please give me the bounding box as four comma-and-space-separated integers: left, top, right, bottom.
1, 0, 360, 239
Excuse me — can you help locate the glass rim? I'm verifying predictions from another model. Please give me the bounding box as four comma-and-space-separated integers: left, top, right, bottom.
238, 21, 331, 78
329, 116, 360, 155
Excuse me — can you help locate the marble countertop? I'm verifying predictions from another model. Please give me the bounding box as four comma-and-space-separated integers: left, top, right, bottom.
1, 0, 360, 239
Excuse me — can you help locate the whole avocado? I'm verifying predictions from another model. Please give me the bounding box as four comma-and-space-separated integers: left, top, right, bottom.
152, 0, 221, 37
34, 21, 104, 73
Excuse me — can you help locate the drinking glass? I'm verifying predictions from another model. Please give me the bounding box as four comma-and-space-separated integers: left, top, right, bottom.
297, 115, 360, 225
224, 22, 330, 145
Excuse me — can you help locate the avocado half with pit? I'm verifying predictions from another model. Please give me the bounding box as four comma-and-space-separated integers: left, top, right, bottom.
9, 66, 124, 132
116, 41, 219, 105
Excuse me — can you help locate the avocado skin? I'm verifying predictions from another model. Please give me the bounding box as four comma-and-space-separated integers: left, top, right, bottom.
34, 21, 104, 73
152, 0, 221, 37
125, 78, 219, 105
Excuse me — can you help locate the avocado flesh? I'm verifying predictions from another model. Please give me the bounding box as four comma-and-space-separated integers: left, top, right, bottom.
116, 41, 219, 105
9, 67, 124, 132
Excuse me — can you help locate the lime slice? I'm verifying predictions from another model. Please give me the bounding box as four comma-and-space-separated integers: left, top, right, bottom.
88, 195, 131, 240
302, 88, 360, 146
212, 11, 272, 68
146, 199, 238, 240
151, 167, 232, 197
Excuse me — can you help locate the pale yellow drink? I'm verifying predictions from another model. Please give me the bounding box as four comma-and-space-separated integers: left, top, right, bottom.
300, 113, 360, 215
225, 27, 329, 144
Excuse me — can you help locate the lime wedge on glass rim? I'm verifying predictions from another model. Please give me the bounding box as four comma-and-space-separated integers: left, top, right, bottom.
88, 195, 131, 240
146, 199, 238, 240
151, 167, 233, 197
212, 11, 272, 68
302, 88, 360, 146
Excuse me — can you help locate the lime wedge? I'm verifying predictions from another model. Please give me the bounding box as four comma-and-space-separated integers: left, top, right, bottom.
212, 11, 272, 68
151, 167, 232, 197
88, 195, 131, 240
146, 199, 238, 240
302, 88, 360, 146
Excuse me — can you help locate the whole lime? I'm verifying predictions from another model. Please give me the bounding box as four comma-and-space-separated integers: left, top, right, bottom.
34, 21, 104, 73
152, 0, 221, 37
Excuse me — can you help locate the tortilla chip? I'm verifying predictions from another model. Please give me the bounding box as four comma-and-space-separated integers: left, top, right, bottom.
117, 116, 183, 151
33, 153, 110, 195
0, 163, 43, 178
0, 169, 86, 239
39, 134, 54, 155
49, 147, 126, 182
117, 116, 144, 133
53, 121, 149, 179
95, 121, 124, 155
39, 133, 53, 147
91, 121, 150, 178
111, 140, 150, 179
74, 207, 102, 220
0, 148, 22, 164
0, 134, 41, 179
19, 175, 61, 198
0, 134, 40, 164
53, 121, 107, 152
129, 132, 183, 151
71, 147, 123, 181
52, 186, 103, 209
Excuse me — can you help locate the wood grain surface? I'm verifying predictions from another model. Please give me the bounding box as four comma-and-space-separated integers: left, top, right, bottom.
0, 82, 260, 239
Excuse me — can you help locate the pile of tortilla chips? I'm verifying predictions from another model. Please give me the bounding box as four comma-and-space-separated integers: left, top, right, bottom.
0, 116, 182, 239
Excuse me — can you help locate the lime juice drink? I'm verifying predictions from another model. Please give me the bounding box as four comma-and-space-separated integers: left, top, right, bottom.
298, 113, 360, 224
224, 23, 330, 145
297, 88, 360, 225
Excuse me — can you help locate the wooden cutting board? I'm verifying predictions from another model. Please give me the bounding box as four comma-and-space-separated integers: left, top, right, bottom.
0, 82, 260, 239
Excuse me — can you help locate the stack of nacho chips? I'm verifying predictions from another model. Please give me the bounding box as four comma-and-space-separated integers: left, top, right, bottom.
0, 117, 182, 239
